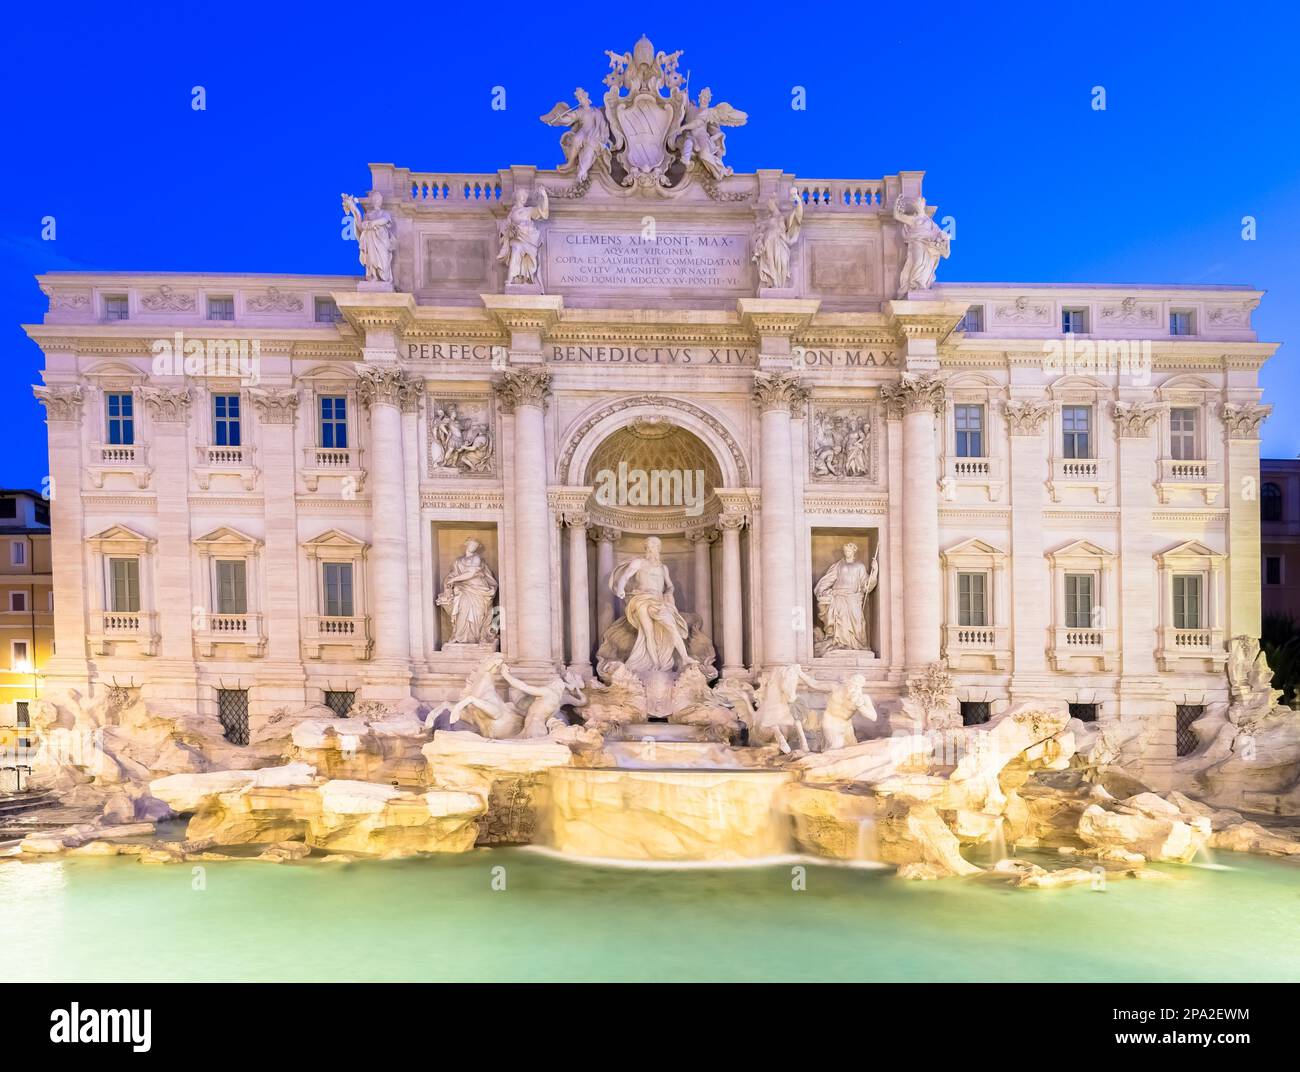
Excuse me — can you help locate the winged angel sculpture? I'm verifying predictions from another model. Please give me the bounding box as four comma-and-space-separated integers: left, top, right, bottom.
539, 37, 747, 190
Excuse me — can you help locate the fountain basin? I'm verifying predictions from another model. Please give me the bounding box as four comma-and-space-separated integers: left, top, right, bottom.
544, 767, 796, 862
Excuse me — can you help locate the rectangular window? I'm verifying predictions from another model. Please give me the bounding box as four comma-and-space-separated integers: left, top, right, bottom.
1062, 405, 1092, 459
207, 296, 235, 321
1062, 307, 1089, 334
1266, 556, 1283, 586
954, 404, 985, 458
215, 560, 248, 615
1068, 703, 1099, 723
1173, 574, 1203, 630
10, 541, 25, 567
957, 572, 987, 627
1170, 407, 1198, 461
104, 295, 129, 321
106, 392, 135, 445
957, 305, 984, 333
1064, 573, 1095, 629
34, 500, 49, 526
15, 700, 29, 729
315, 297, 342, 323
212, 394, 242, 447
322, 562, 354, 618
319, 396, 348, 449
9, 591, 26, 612
11, 640, 29, 669
109, 557, 140, 613
0, 498, 15, 518
1170, 310, 1195, 336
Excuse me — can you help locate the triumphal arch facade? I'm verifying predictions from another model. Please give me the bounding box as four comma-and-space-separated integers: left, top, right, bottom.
27, 37, 1275, 783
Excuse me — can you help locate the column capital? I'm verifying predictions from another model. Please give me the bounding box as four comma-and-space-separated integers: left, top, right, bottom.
1112, 401, 1162, 438
33, 384, 84, 422
356, 365, 422, 410
494, 367, 552, 412
880, 372, 944, 419
560, 510, 590, 529
1221, 402, 1271, 440
717, 512, 748, 532
595, 525, 622, 543
1003, 399, 1053, 436
752, 370, 808, 416
140, 386, 193, 423
685, 527, 718, 544
249, 387, 300, 426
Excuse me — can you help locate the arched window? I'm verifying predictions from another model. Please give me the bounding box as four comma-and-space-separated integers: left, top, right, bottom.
1262, 482, 1283, 522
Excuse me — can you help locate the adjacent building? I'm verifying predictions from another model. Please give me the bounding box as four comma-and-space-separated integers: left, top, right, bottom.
1261, 458, 1300, 621
0, 489, 52, 757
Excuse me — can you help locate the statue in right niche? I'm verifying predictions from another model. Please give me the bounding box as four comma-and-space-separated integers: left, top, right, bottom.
813, 542, 878, 655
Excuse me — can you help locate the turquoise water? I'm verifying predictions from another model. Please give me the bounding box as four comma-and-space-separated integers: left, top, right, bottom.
2, 849, 1299, 982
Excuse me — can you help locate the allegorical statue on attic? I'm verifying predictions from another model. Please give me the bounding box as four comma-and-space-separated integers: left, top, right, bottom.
893, 195, 951, 292
753, 185, 804, 289
341, 192, 395, 284
539, 88, 611, 183
497, 186, 549, 285
672, 87, 747, 181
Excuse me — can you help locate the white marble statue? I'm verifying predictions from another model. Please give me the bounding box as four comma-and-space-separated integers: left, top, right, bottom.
818, 674, 878, 751
607, 536, 693, 674
341, 192, 395, 284
752, 186, 804, 289
436, 539, 498, 646
892, 195, 950, 292
814, 543, 879, 655
495, 663, 588, 739
752, 664, 823, 753
447, 654, 521, 738
673, 87, 747, 180
582, 662, 648, 736
497, 186, 549, 285
540, 88, 610, 182
667, 663, 744, 742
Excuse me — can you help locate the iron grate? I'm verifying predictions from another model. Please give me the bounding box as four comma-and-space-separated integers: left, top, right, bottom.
324, 690, 356, 718
960, 701, 991, 726
1175, 704, 1203, 757
217, 689, 250, 746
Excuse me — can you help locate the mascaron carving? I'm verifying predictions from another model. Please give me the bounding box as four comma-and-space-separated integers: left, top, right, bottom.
880, 373, 945, 419
33, 384, 85, 422
1221, 402, 1271, 440
752, 371, 808, 416
1112, 401, 1163, 437
493, 367, 553, 411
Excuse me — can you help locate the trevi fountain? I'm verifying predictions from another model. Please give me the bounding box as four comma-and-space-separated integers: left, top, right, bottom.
8, 37, 1300, 982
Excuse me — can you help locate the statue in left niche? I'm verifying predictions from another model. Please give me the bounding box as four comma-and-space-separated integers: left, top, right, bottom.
540, 88, 611, 183
497, 186, 550, 285
436, 538, 499, 646
341, 192, 395, 284
752, 185, 804, 289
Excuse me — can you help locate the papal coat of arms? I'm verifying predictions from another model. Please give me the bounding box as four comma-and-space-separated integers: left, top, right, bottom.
540, 36, 747, 190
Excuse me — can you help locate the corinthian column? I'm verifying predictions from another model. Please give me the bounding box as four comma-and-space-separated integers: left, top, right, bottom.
357, 366, 417, 678
686, 528, 716, 638
495, 367, 554, 670
595, 526, 621, 641
718, 513, 747, 676
753, 372, 807, 667
563, 512, 591, 676
881, 373, 945, 669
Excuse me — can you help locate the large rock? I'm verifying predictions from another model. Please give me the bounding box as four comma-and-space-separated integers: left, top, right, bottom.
1077, 803, 1206, 863
782, 783, 880, 860
791, 734, 933, 783
290, 716, 430, 786
1209, 821, 1300, 856
149, 762, 318, 813
423, 731, 573, 844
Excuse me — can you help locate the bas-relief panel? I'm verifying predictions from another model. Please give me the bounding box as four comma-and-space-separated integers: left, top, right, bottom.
427, 393, 496, 476
808, 240, 880, 296
419, 233, 495, 289
807, 401, 878, 484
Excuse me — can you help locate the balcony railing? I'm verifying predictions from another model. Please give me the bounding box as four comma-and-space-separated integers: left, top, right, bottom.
195, 613, 264, 656
943, 455, 1004, 500
1048, 456, 1113, 503
91, 611, 159, 655
1156, 458, 1222, 504
97, 444, 142, 465
303, 615, 371, 659
942, 623, 1010, 669
205, 445, 245, 466
1048, 625, 1116, 670
406, 173, 503, 202
796, 179, 885, 210
302, 446, 365, 492
1156, 625, 1226, 670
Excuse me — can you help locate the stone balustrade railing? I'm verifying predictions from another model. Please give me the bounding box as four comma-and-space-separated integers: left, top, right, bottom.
405, 173, 504, 203
795, 179, 885, 210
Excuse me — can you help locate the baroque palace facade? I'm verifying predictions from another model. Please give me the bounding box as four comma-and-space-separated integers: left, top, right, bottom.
26, 39, 1274, 785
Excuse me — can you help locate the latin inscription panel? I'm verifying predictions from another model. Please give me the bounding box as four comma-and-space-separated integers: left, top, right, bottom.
545, 231, 750, 291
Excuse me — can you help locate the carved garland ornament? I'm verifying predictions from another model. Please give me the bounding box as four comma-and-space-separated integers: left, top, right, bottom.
140, 285, 196, 312
558, 394, 750, 485
1112, 401, 1162, 437
879, 373, 945, 419
249, 387, 300, 425
1221, 402, 1271, 440
139, 386, 193, 422
33, 384, 85, 422
1002, 400, 1053, 436
246, 287, 305, 313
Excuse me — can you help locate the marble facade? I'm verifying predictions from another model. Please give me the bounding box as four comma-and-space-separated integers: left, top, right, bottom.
26, 37, 1275, 790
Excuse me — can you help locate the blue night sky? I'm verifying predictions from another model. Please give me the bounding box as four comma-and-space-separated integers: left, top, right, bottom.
3, 0, 1297, 488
